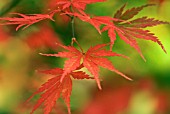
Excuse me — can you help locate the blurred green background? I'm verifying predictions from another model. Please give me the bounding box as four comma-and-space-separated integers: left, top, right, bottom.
0, 0, 170, 114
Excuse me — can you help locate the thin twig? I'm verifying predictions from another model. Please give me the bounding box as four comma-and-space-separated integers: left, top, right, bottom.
71, 38, 84, 53
71, 16, 75, 38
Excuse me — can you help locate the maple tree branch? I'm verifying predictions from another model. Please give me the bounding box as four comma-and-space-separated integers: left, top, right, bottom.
70, 5, 76, 39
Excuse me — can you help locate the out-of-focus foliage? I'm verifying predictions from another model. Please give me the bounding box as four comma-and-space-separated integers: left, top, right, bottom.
0, 0, 170, 114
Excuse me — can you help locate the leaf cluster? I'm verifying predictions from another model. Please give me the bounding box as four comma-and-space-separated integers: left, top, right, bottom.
0, 0, 169, 114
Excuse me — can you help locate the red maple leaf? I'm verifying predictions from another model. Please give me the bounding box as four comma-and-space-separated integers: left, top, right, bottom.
0, 27, 10, 42
65, 10, 120, 34
102, 4, 169, 60
0, 10, 58, 31
40, 39, 132, 90
26, 67, 93, 114
82, 86, 132, 114
57, 0, 106, 11
25, 25, 62, 50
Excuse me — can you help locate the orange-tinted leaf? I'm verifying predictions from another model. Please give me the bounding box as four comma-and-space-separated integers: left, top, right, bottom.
102, 4, 169, 60
62, 76, 72, 114
29, 76, 61, 114
67, 11, 120, 34
120, 27, 167, 53
56, 43, 81, 52
27, 72, 75, 114
91, 49, 129, 59
61, 56, 82, 82
26, 76, 60, 104
0, 27, 10, 42
116, 30, 146, 61
40, 43, 131, 90
25, 25, 62, 49
83, 44, 132, 89
0, 10, 58, 31
82, 86, 132, 114
38, 68, 63, 75
101, 23, 124, 50
28, 63, 97, 114
89, 56, 132, 81
71, 71, 94, 79
83, 57, 101, 89
86, 43, 108, 53
40, 51, 77, 58
43, 82, 62, 114
40, 43, 83, 83
108, 28, 116, 50
68, 11, 102, 33
57, 0, 106, 11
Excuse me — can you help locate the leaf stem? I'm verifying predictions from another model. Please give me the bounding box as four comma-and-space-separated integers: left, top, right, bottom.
58, 6, 72, 18
71, 38, 84, 53
69, 3, 83, 53
70, 5, 76, 39
71, 16, 75, 38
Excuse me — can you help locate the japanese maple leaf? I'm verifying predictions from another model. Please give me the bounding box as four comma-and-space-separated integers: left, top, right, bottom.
0, 10, 58, 31
0, 27, 10, 42
57, 0, 106, 11
66, 10, 120, 34
25, 25, 62, 49
40, 41, 132, 90
26, 67, 93, 114
83, 86, 132, 114
102, 4, 169, 60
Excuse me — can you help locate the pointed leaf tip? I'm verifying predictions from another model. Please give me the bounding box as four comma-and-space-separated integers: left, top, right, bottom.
140, 53, 146, 62
97, 81, 102, 90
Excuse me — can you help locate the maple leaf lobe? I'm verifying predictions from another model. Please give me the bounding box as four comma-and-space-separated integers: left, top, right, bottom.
102, 4, 169, 60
